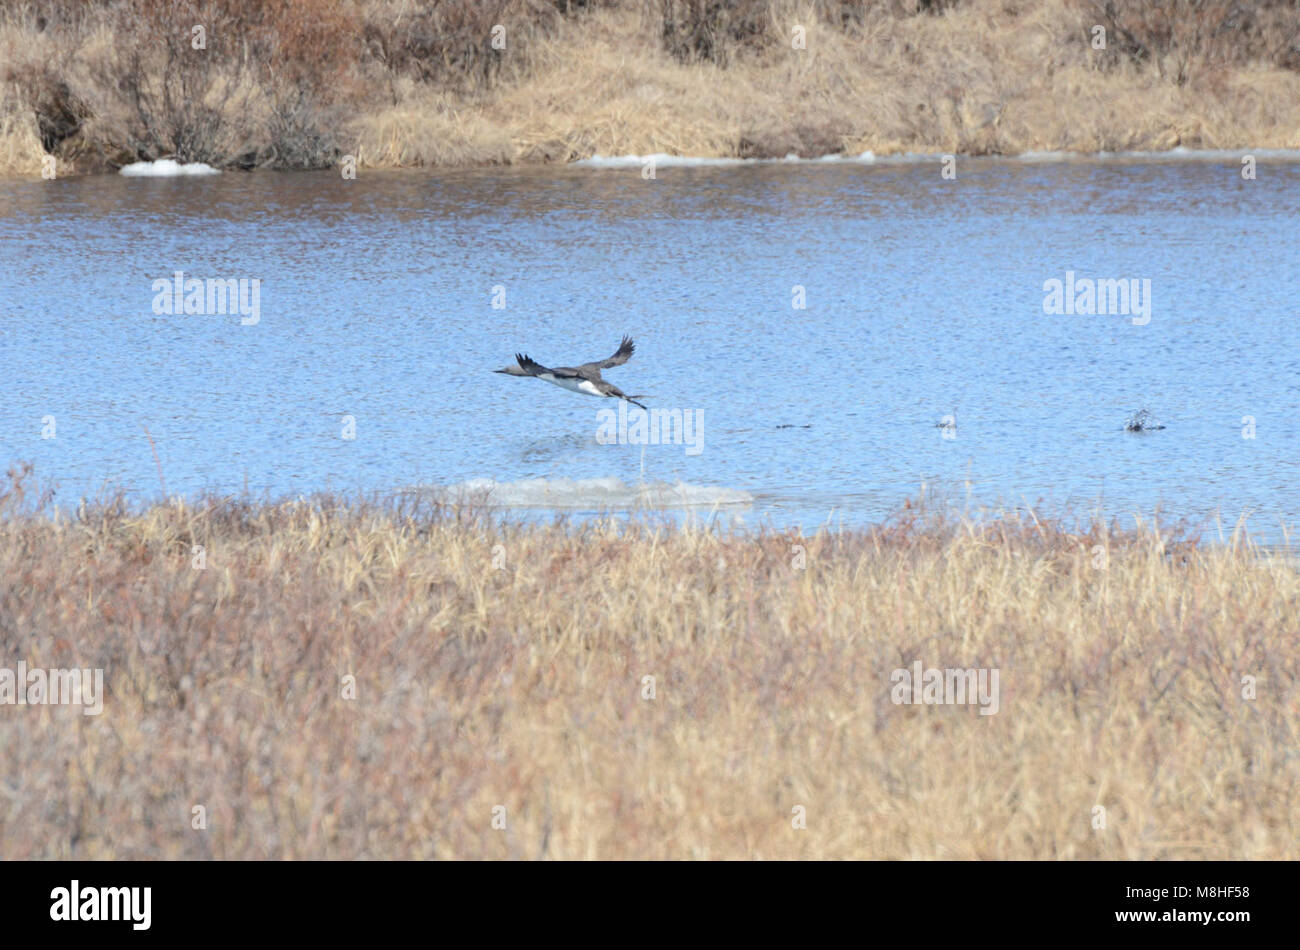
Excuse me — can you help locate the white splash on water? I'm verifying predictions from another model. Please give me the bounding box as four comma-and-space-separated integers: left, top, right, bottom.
413, 477, 753, 510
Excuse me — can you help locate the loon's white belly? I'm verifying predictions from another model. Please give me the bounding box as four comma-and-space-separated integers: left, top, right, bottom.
541, 374, 603, 397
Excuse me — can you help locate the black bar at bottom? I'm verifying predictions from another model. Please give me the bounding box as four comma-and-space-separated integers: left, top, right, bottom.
0, 860, 1281, 939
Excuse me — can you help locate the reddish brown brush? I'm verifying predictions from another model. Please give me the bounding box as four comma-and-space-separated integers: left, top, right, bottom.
1, 465, 1295, 859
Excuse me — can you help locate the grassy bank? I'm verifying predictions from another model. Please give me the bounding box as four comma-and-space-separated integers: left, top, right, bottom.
2, 0, 1299, 178
1, 474, 1296, 858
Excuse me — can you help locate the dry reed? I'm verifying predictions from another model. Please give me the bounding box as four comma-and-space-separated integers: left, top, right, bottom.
1, 467, 1295, 859
2, 0, 1299, 177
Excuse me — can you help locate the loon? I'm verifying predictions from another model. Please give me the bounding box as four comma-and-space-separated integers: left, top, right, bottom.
494, 335, 648, 409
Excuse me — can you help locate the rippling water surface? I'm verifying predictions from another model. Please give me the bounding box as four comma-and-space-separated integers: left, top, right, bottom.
2, 156, 1298, 537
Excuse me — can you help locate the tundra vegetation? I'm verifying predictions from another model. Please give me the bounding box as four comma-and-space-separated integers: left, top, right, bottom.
2, 467, 1296, 858
2, 0, 1299, 176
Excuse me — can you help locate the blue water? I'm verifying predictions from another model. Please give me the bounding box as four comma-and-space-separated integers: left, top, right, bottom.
2, 156, 1298, 537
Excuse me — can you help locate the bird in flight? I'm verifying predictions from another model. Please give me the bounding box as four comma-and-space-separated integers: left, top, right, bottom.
494, 336, 647, 409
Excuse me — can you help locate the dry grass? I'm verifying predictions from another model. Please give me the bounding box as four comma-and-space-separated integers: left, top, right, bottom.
1, 467, 1296, 859
2, 0, 1300, 177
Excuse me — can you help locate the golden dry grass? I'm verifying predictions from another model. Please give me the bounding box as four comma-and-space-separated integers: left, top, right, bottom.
0, 88, 46, 176
2, 0, 1300, 177
408, 0, 1300, 165
1, 475, 1296, 859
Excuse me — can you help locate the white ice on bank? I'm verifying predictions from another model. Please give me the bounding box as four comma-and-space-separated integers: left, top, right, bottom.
1018, 147, 1300, 162
574, 151, 879, 168
120, 159, 221, 177
415, 477, 753, 510
577, 148, 1300, 168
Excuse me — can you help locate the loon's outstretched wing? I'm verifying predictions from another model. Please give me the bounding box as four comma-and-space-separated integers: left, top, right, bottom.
584, 336, 635, 372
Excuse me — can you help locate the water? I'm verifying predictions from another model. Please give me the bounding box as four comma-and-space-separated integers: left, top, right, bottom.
2, 156, 1298, 538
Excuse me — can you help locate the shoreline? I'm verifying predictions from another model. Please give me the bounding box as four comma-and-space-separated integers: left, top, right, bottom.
4, 469, 1295, 552
6, 145, 1300, 183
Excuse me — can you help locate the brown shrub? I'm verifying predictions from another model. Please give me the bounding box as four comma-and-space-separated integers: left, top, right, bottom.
361, 0, 565, 89
1082, 0, 1300, 82
1, 465, 1296, 859
656, 0, 773, 64
4, 0, 1300, 174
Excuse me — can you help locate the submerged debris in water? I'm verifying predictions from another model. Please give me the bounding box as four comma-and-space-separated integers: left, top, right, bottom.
1125, 409, 1166, 432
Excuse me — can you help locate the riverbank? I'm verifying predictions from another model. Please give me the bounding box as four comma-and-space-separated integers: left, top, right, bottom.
2, 478, 1296, 858
3, 0, 1300, 179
